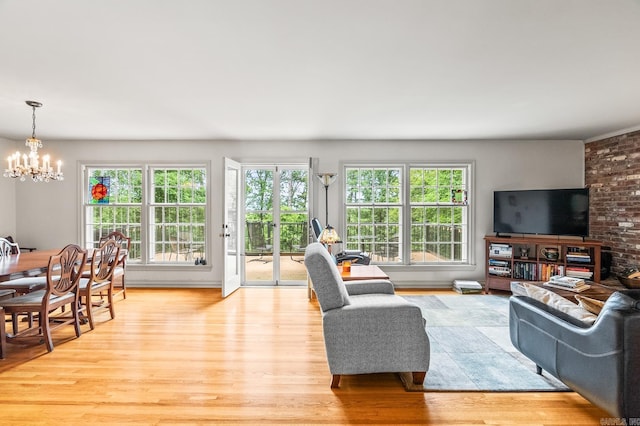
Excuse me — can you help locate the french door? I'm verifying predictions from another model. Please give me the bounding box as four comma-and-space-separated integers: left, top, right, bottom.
222, 158, 241, 297
243, 164, 309, 285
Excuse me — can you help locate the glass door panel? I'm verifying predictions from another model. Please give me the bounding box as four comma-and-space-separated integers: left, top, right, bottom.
243, 165, 309, 285
279, 168, 308, 282
244, 168, 274, 282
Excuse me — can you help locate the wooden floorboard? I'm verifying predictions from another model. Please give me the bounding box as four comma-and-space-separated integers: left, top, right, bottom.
0, 287, 609, 425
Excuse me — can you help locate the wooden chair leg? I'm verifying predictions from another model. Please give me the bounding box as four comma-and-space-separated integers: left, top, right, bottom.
86, 295, 95, 331
108, 289, 115, 319
331, 374, 341, 388
41, 309, 53, 352
121, 275, 127, 299
11, 313, 18, 335
412, 371, 426, 385
72, 302, 82, 338
0, 307, 6, 359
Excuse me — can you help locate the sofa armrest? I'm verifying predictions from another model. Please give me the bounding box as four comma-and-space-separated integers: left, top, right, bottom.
344, 279, 395, 295
509, 295, 625, 372
510, 292, 640, 419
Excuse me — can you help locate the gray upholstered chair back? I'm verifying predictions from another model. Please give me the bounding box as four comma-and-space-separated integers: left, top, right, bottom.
304, 242, 350, 312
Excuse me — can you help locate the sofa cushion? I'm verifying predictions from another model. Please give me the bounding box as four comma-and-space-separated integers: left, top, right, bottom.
510, 281, 528, 296
574, 294, 606, 315
522, 283, 598, 325
602, 291, 640, 313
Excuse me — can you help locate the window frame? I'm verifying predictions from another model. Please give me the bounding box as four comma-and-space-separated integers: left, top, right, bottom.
341, 161, 475, 269
80, 162, 210, 267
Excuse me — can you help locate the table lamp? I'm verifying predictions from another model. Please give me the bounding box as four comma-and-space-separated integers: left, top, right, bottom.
319, 224, 341, 255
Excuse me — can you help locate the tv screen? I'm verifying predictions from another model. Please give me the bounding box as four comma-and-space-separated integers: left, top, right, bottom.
493, 188, 589, 237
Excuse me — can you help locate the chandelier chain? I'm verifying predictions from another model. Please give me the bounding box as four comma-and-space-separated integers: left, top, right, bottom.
31, 105, 37, 139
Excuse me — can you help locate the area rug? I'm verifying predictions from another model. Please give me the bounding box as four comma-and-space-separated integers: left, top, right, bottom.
400, 294, 570, 392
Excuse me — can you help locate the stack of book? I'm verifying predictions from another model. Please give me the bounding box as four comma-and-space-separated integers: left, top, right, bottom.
565, 266, 593, 280
566, 252, 591, 263
543, 275, 591, 293
453, 280, 483, 294
488, 258, 511, 276
489, 243, 512, 258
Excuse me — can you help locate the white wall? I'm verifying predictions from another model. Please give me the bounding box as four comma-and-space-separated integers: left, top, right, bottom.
10, 138, 585, 287
0, 137, 17, 238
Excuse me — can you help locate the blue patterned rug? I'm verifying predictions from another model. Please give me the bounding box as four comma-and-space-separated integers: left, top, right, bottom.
400, 295, 570, 392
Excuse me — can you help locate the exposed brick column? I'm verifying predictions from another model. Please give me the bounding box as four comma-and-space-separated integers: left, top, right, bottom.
585, 130, 640, 275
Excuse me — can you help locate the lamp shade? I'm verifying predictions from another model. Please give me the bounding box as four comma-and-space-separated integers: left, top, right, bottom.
316, 173, 337, 187
319, 225, 341, 245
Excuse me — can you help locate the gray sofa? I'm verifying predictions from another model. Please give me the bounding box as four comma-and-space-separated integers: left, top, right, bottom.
304, 242, 430, 388
509, 290, 640, 419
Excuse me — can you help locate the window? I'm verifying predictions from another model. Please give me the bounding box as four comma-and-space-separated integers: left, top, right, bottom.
85, 167, 142, 261
409, 166, 469, 263
149, 167, 207, 262
344, 163, 471, 265
83, 164, 207, 265
345, 167, 403, 263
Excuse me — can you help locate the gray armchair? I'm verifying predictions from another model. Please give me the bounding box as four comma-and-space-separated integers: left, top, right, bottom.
304, 242, 430, 388
510, 290, 640, 420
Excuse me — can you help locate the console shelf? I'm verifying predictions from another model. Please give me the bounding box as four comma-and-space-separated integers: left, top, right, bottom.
484, 235, 603, 293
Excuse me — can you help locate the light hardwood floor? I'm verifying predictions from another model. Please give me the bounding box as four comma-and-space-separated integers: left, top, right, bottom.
0, 287, 608, 425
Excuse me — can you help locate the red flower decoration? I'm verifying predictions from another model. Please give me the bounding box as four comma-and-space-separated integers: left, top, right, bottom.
91, 183, 108, 201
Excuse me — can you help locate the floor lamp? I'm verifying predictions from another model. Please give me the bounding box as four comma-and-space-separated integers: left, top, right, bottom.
316, 173, 340, 254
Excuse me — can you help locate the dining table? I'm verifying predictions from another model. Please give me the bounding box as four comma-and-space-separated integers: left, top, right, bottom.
0, 249, 61, 282
0, 248, 97, 282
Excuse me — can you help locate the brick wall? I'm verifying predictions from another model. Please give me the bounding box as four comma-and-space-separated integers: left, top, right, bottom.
585, 130, 640, 275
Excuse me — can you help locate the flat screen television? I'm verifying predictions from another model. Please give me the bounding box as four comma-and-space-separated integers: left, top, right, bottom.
493, 188, 589, 237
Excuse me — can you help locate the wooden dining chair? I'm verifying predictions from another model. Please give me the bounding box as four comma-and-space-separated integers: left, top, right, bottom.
0, 244, 87, 353
0, 238, 45, 328
78, 239, 120, 330
98, 231, 131, 299
0, 237, 20, 257
0, 290, 16, 358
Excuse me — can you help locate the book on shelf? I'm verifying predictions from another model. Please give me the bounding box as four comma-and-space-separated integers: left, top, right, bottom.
488, 266, 511, 276
538, 263, 564, 282
490, 243, 511, 248
566, 254, 591, 263
543, 281, 591, 293
513, 261, 537, 281
489, 244, 512, 257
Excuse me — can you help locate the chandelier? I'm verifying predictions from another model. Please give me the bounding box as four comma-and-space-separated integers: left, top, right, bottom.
3, 100, 64, 182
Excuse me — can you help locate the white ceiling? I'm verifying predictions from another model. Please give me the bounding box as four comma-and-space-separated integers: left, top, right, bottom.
1, 0, 640, 142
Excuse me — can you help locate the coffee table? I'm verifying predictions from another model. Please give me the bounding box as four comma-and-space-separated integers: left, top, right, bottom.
338, 264, 389, 281
529, 280, 626, 302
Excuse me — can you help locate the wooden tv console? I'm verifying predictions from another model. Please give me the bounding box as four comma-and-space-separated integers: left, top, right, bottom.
484, 235, 603, 293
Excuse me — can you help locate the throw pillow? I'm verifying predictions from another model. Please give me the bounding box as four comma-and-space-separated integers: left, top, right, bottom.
510, 281, 528, 296
574, 294, 606, 315
522, 283, 598, 325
